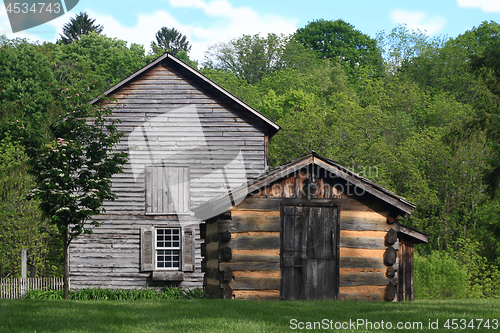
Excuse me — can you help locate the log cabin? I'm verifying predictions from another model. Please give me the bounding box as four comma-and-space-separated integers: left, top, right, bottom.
196, 152, 428, 301
68, 53, 280, 289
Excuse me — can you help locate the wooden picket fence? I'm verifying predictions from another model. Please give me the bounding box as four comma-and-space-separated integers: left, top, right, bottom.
0, 277, 63, 299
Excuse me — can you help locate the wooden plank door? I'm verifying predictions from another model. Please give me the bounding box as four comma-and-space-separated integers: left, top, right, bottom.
280, 204, 339, 300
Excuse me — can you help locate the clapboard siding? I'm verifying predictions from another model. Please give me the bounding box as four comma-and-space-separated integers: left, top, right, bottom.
70, 216, 203, 290
70, 56, 276, 291
99, 63, 268, 215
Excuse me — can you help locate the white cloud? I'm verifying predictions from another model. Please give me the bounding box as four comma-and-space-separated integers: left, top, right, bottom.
457, 0, 500, 13
390, 9, 446, 35
168, 0, 298, 61
0, 0, 298, 63
0, 6, 58, 43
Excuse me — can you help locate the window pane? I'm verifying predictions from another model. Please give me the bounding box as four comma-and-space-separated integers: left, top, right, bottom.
156, 228, 181, 269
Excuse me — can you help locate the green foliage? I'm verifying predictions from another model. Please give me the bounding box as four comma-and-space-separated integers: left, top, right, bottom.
414, 251, 469, 299
53, 33, 152, 92
0, 134, 60, 277
151, 27, 191, 55
295, 19, 384, 78
449, 238, 500, 298
16, 84, 128, 298
23, 89, 128, 238
0, 36, 57, 132
24, 286, 206, 300
58, 12, 104, 45
377, 25, 448, 74
204, 33, 310, 85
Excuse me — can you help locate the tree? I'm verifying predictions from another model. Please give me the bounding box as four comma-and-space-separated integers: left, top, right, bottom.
203, 33, 309, 85
376, 25, 447, 74
0, 134, 60, 278
151, 27, 191, 55
54, 33, 152, 90
59, 12, 104, 45
19, 86, 127, 299
295, 19, 383, 77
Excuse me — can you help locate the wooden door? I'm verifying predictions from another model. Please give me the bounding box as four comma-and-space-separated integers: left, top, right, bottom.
280, 203, 339, 300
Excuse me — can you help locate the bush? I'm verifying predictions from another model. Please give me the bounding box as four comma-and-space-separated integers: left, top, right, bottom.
24, 286, 206, 300
414, 251, 469, 299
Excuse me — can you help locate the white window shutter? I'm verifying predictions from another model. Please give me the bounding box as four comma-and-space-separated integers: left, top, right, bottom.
141, 227, 155, 271
182, 227, 196, 272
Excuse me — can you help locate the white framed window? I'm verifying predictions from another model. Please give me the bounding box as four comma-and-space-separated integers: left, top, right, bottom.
145, 165, 190, 215
141, 226, 195, 275
155, 228, 181, 270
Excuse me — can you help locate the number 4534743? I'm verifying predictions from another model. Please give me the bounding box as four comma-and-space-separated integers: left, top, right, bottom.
5, 2, 61, 14
443, 319, 499, 330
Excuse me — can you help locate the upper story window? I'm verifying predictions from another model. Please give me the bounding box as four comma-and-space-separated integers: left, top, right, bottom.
145, 165, 190, 214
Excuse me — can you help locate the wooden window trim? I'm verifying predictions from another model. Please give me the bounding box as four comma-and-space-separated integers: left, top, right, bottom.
140, 225, 196, 276
155, 228, 181, 271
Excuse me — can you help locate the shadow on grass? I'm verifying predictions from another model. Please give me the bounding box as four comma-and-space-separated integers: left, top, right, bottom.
1, 299, 500, 332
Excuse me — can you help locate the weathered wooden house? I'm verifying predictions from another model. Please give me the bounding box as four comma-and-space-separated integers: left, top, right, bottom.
68, 53, 280, 289
197, 152, 428, 301
69, 53, 427, 301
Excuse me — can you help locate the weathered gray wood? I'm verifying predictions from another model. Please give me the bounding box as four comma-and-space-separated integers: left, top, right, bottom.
223, 285, 233, 299
226, 236, 280, 250
219, 255, 280, 271
182, 227, 195, 272
221, 246, 232, 262
152, 271, 184, 281
340, 236, 385, 250
339, 257, 384, 269
281, 205, 339, 300
229, 277, 280, 290
235, 197, 378, 212
386, 281, 396, 301
140, 227, 154, 271
223, 267, 232, 282
340, 216, 389, 231
340, 272, 388, 287
219, 230, 231, 243
385, 247, 397, 266
219, 215, 280, 233
386, 267, 395, 278
339, 292, 384, 301
386, 228, 398, 245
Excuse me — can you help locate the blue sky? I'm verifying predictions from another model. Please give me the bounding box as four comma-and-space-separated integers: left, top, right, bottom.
1, 0, 500, 61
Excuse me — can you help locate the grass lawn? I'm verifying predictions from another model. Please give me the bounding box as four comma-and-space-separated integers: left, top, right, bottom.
1, 298, 499, 332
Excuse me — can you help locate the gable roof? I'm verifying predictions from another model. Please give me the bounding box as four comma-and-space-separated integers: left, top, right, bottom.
195, 151, 416, 217
89, 52, 280, 137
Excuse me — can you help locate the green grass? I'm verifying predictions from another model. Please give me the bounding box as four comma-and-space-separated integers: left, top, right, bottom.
0, 299, 499, 332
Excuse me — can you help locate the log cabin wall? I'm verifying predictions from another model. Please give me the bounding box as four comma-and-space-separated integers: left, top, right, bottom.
69, 59, 273, 290
205, 166, 401, 300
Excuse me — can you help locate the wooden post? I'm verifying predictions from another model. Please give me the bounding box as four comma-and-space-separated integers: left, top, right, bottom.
21, 248, 27, 297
